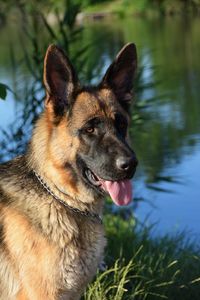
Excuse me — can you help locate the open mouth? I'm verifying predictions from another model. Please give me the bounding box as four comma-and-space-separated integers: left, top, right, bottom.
84, 168, 102, 187
84, 168, 133, 206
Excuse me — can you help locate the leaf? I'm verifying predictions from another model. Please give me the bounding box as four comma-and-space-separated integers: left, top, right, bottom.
0, 83, 10, 100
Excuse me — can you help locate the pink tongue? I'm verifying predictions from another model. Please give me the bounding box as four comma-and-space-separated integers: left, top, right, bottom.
100, 179, 133, 206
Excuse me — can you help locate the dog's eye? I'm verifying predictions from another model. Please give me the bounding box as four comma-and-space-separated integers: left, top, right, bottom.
85, 126, 95, 134
82, 117, 101, 135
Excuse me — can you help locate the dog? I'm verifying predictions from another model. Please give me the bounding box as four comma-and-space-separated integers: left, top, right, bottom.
0, 43, 138, 299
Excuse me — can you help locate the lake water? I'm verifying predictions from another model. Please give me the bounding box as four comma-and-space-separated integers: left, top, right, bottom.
0, 15, 200, 241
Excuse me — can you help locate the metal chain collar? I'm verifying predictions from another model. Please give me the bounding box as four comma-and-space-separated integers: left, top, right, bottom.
33, 170, 103, 224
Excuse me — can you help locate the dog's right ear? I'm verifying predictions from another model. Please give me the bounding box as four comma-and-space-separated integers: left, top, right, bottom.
43, 44, 79, 116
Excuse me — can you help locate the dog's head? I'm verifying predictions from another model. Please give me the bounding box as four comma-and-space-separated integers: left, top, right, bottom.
35, 43, 138, 205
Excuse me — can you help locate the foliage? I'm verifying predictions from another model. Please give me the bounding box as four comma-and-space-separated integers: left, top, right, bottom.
2, 0, 200, 20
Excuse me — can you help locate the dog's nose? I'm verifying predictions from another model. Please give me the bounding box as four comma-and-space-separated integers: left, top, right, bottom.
116, 156, 138, 171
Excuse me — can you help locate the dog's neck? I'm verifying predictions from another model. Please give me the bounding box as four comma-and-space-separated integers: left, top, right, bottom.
32, 170, 103, 224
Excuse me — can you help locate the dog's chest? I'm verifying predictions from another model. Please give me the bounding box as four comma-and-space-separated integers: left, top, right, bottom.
60, 225, 105, 291
47, 210, 106, 292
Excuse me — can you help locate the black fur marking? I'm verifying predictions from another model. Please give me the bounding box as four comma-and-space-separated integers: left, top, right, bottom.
0, 224, 4, 244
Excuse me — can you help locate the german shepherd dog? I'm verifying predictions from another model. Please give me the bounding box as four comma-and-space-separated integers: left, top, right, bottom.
0, 43, 138, 299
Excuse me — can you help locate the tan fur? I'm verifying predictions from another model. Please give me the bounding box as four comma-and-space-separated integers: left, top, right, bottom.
16, 290, 27, 300
3, 207, 58, 299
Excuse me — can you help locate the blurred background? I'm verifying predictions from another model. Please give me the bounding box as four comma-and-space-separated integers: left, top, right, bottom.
0, 0, 200, 298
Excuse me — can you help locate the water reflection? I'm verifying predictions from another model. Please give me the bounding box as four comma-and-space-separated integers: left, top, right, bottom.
0, 15, 200, 238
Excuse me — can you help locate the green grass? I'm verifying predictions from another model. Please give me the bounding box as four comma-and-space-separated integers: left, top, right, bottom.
84, 213, 200, 299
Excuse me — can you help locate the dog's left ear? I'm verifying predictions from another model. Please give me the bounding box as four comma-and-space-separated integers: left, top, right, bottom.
100, 43, 137, 110
44, 44, 79, 116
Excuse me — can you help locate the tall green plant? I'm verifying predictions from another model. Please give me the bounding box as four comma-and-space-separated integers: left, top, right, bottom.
0, 0, 86, 162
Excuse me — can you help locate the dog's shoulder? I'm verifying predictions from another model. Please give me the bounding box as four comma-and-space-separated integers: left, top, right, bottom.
0, 155, 29, 204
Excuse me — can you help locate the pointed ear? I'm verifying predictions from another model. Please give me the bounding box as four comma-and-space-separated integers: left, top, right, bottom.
44, 44, 79, 116
100, 43, 137, 110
